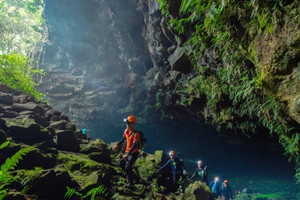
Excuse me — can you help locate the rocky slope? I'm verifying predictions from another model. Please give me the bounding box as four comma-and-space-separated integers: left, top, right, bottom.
0, 84, 215, 200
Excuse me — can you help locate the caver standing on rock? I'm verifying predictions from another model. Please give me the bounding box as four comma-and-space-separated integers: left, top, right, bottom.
188, 160, 208, 185
112, 115, 140, 188
158, 150, 186, 193
81, 126, 90, 134
209, 176, 221, 198
220, 179, 233, 200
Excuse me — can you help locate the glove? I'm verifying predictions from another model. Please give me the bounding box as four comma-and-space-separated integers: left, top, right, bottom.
183, 170, 187, 175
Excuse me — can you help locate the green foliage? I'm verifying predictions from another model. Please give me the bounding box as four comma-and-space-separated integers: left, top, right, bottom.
1, 144, 33, 177
19, 167, 43, 194
0, 141, 34, 200
64, 185, 109, 200
0, 0, 47, 56
158, 0, 300, 182
157, 0, 170, 16
0, 141, 9, 149
254, 193, 280, 199
0, 54, 45, 100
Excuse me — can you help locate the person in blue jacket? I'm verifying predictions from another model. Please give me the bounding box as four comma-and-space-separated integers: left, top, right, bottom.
158, 150, 186, 193
220, 179, 233, 200
188, 160, 208, 185
81, 127, 90, 134
209, 176, 221, 198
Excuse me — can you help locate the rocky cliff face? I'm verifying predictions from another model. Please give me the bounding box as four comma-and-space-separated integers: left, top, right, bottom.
39, 0, 196, 140
39, 0, 299, 162
39, 0, 152, 136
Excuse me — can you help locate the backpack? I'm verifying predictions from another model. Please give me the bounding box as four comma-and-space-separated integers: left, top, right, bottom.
133, 130, 147, 150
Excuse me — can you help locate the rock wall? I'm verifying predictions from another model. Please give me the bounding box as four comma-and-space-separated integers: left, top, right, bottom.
39, 0, 197, 137
39, 0, 154, 136
39, 0, 299, 159
0, 84, 79, 152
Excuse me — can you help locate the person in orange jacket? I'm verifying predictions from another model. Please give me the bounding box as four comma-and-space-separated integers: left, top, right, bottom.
113, 115, 140, 188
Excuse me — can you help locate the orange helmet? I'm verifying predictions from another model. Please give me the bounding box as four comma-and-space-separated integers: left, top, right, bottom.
224, 180, 228, 183
169, 150, 175, 156
125, 115, 136, 123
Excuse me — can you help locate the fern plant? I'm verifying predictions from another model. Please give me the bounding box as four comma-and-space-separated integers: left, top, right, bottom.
0, 141, 33, 200
64, 185, 109, 200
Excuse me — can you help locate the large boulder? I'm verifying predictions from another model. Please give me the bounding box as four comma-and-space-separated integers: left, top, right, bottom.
25, 169, 78, 200
0, 84, 16, 93
54, 130, 79, 152
80, 139, 111, 164
19, 111, 50, 127
45, 109, 61, 121
183, 181, 214, 200
17, 148, 57, 170
50, 120, 76, 132
3, 117, 53, 145
168, 47, 192, 73
11, 103, 45, 116
0, 91, 13, 105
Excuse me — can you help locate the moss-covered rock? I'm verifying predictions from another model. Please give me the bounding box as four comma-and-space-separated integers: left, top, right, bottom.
26, 169, 78, 200
3, 116, 53, 145
55, 130, 79, 152
155, 150, 163, 164
80, 139, 111, 164
183, 181, 213, 200
135, 153, 160, 181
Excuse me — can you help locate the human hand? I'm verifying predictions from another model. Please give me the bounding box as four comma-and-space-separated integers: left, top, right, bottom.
122, 153, 128, 161
183, 170, 187, 175
112, 145, 118, 151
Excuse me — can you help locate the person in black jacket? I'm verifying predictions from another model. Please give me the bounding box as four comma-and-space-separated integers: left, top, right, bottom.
158, 150, 186, 193
220, 179, 233, 200
188, 160, 208, 185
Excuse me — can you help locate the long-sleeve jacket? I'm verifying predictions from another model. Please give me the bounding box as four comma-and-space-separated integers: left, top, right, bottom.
158, 157, 185, 175
209, 180, 221, 195
220, 183, 233, 199
189, 166, 208, 184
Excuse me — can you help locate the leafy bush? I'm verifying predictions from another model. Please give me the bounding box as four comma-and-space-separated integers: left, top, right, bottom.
0, 0, 47, 56
0, 54, 45, 100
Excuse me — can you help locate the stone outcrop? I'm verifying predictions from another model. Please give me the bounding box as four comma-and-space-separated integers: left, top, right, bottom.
0, 84, 79, 151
